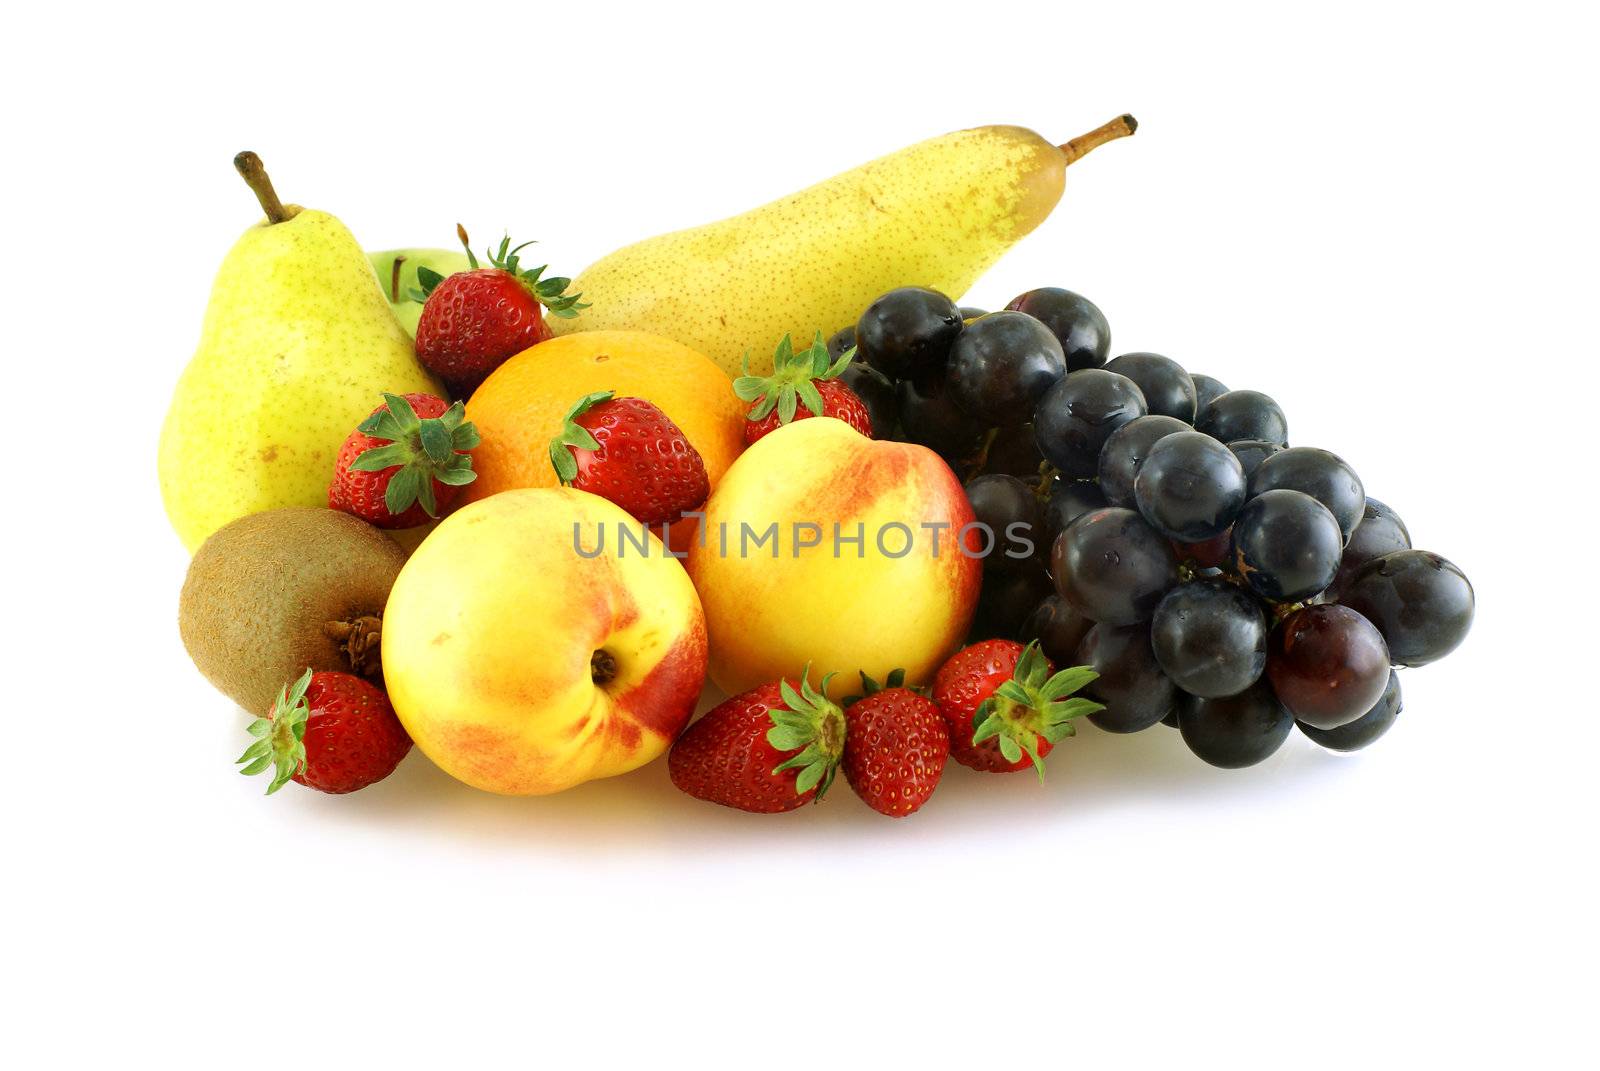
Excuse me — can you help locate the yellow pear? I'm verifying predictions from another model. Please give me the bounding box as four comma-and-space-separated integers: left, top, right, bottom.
551, 116, 1136, 377
159, 154, 442, 551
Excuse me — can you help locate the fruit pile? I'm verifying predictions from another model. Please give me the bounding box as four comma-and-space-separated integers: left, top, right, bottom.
160, 117, 1474, 818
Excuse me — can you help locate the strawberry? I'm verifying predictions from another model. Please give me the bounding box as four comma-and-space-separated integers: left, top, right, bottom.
412, 225, 587, 397
549, 391, 710, 527
842, 670, 949, 818
734, 332, 873, 445
237, 669, 412, 795
932, 640, 1103, 776
668, 671, 846, 813
328, 392, 480, 528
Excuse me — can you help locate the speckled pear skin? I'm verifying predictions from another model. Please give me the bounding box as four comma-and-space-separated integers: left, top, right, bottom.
160, 208, 443, 551
550, 125, 1067, 378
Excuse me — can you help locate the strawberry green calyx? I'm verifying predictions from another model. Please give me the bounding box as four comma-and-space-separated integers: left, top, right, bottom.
411, 223, 590, 318
733, 331, 855, 424
768, 667, 847, 800
352, 393, 480, 518
971, 641, 1104, 779
843, 668, 923, 706
237, 669, 314, 795
548, 390, 614, 484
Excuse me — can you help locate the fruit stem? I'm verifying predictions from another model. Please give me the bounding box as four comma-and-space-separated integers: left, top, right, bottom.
1058, 115, 1138, 165
390, 255, 406, 304
233, 151, 293, 224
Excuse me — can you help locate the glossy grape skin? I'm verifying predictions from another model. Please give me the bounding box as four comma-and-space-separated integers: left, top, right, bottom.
1052, 507, 1179, 626
968, 566, 1054, 642
855, 287, 963, 380
1267, 604, 1390, 729
1298, 669, 1401, 751
1191, 374, 1229, 412
1076, 623, 1175, 733
1338, 550, 1474, 667
1104, 353, 1197, 423
1133, 431, 1248, 542
896, 374, 988, 464
835, 361, 897, 439
1173, 528, 1233, 570
1330, 498, 1411, 597
1033, 369, 1148, 478
1020, 594, 1095, 665
1197, 390, 1288, 446
1249, 447, 1366, 544
965, 474, 1044, 572
826, 325, 857, 359
947, 312, 1068, 426
1227, 439, 1283, 482
1042, 478, 1108, 550
1232, 489, 1343, 603
1097, 415, 1189, 508
1177, 680, 1293, 769
1003, 287, 1110, 371
1150, 578, 1268, 698
979, 424, 1046, 479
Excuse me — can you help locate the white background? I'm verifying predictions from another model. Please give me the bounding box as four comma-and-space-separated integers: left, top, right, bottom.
7, 2, 1596, 1067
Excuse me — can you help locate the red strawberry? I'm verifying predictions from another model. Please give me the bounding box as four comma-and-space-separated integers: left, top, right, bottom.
842, 671, 949, 818
237, 669, 412, 795
412, 225, 587, 397
932, 640, 1102, 776
328, 392, 480, 528
735, 332, 873, 445
549, 391, 710, 527
668, 671, 846, 813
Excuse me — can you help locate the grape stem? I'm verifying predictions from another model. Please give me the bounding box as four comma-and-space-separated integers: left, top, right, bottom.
1059, 115, 1138, 165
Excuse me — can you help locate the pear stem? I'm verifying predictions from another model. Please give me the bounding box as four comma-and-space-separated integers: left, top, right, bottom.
1059, 115, 1138, 165
390, 255, 406, 303
233, 151, 292, 224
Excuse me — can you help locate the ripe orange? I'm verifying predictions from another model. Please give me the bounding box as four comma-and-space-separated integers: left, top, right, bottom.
464, 330, 746, 506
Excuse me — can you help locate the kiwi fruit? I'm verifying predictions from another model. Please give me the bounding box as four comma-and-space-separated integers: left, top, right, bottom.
179, 508, 408, 713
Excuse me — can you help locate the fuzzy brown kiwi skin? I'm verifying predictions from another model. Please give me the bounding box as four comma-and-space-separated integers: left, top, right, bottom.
179, 509, 407, 714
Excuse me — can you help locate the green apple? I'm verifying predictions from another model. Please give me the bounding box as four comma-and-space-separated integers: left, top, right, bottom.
368, 248, 472, 338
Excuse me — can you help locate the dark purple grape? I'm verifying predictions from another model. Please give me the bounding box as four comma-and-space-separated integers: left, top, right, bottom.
1051, 507, 1178, 626
1133, 431, 1247, 542
1249, 447, 1365, 544
896, 373, 987, 465
1330, 498, 1411, 596
947, 312, 1068, 426
1104, 352, 1197, 423
1096, 415, 1189, 508
856, 287, 963, 380
1173, 528, 1233, 570
1338, 550, 1474, 667
1019, 594, 1095, 665
1267, 605, 1390, 729
1003, 287, 1110, 371
979, 424, 1046, 479
1232, 489, 1343, 603
1298, 669, 1401, 751
968, 567, 1054, 642
1076, 623, 1175, 733
1150, 578, 1268, 698
1177, 680, 1293, 768
958, 306, 988, 320
1033, 369, 1148, 478
1197, 390, 1288, 446
965, 474, 1044, 572
1227, 439, 1283, 481
826, 325, 857, 359
1191, 374, 1229, 411
836, 360, 897, 439
1042, 478, 1107, 550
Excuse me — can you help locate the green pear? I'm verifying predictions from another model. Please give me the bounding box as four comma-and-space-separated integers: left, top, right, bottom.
368, 247, 472, 338
159, 153, 443, 551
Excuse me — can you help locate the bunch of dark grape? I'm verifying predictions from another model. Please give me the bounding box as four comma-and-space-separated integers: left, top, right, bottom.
832, 285, 1475, 767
